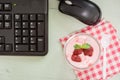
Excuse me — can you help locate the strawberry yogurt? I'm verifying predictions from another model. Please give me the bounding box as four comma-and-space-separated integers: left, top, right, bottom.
64, 33, 101, 69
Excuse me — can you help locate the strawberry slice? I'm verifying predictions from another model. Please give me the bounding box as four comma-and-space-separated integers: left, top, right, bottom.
73, 44, 83, 55
83, 46, 93, 56
73, 49, 83, 55
71, 54, 81, 62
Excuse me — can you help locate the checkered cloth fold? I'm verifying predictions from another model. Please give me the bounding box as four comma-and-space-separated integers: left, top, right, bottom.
59, 20, 120, 80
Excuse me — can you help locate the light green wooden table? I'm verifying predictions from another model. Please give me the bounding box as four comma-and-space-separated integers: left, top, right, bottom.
0, 0, 120, 80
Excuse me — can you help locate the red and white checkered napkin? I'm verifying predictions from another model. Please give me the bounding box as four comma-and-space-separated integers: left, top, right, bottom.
59, 20, 120, 80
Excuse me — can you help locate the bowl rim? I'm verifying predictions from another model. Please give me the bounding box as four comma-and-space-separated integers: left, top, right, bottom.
64, 33, 101, 70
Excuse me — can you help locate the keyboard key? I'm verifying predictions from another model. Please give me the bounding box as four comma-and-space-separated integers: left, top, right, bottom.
15, 44, 29, 52
30, 45, 36, 51
15, 30, 21, 36
0, 36, 5, 43
37, 37, 44, 52
4, 14, 12, 21
22, 22, 28, 28
0, 44, 4, 51
5, 44, 12, 52
30, 30, 36, 36
30, 22, 36, 28
37, 22, 44, 36
14, 14, 21, 21
0, 14, 3, 20
15, 37, 21, 44
22, 37, 29, 44
15, 22, 21, 28
30, 14, 36, 20
22, 30, 29, 36
0, 22, 3, 28
30, 37, 36, 44
22, 14, 28, 21
0, 4, 3, 11
4, 22, 12, 29
37, 14, 44, 21
4, 3, 12, 11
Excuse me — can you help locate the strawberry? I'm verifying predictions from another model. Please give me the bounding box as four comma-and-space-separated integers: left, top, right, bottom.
73, 44, 82, 55
73, 49, 83, 55
71, 54, 81, 62
83, 46, 93, 56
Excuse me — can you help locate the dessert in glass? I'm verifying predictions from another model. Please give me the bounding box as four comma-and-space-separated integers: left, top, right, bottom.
64, 33, 101, 70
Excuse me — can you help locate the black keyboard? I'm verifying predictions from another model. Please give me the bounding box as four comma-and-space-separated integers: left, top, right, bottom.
0, 0, 48, 56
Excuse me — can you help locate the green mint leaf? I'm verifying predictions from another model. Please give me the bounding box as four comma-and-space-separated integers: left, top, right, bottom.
81, 43, 90, 49
74, 44, 81, 49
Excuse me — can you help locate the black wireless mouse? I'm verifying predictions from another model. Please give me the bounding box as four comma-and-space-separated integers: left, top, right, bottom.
58, 0, 102, 25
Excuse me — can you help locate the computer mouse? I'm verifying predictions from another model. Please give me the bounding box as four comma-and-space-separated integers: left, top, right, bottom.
58, 0, 102, 25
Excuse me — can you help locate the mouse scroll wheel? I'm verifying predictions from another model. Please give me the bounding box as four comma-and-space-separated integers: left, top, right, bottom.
65, 0, 73, 5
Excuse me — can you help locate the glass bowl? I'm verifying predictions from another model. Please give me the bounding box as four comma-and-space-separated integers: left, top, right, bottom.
64, 33, 101, 70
